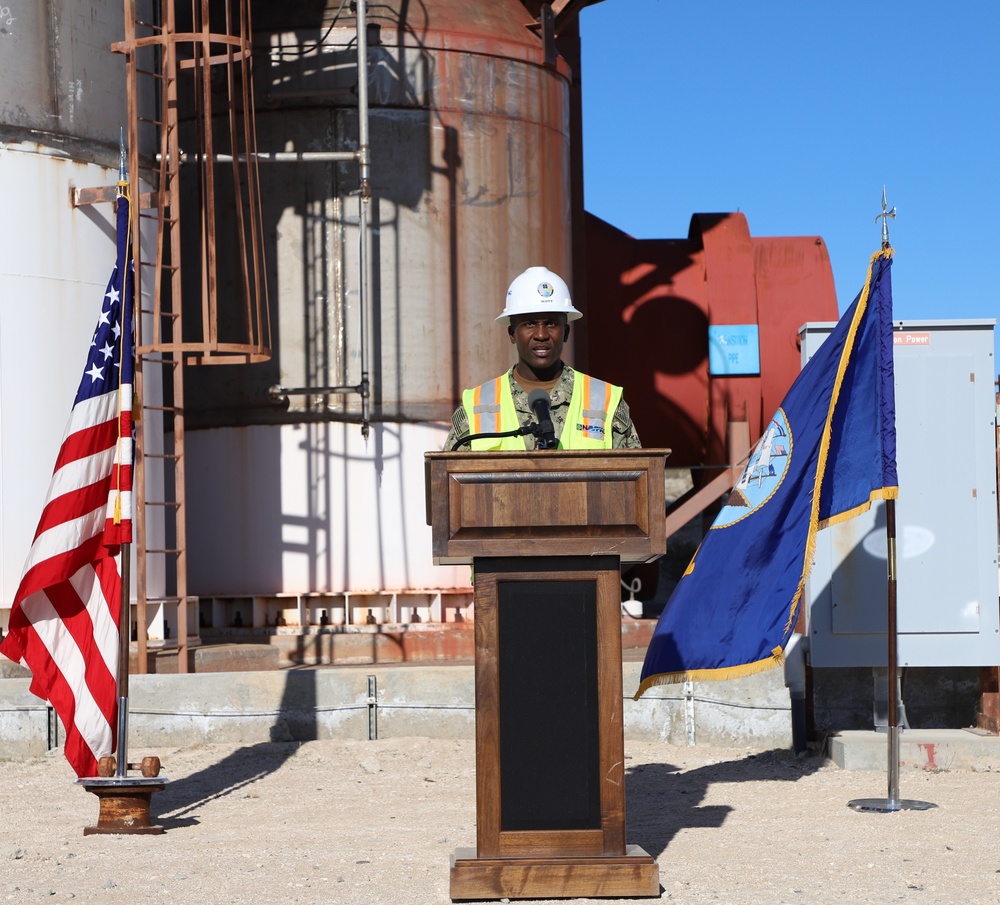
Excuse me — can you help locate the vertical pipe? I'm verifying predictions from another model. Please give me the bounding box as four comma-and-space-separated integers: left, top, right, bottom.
123, 0, 149, 677
356, 0, 371, 437
885, 498, 900, 807
367, 674, 378, 740
174, 363, 189, 672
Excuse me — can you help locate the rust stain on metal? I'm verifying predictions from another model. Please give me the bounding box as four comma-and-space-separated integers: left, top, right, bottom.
80, 782, 166, 836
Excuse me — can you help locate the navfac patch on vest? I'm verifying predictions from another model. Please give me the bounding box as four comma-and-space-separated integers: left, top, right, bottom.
577, 423, 605, 436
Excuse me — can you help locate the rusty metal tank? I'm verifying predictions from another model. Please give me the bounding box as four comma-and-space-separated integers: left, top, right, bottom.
183, 1, 573, 602
185, 0, 574, 426
0, 2, 126, 158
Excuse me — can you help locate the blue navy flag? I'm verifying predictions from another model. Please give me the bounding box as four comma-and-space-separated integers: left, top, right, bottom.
635, 249, 897, 696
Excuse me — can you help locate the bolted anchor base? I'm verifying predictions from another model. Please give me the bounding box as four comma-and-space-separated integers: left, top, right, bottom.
78, 776, 167, 836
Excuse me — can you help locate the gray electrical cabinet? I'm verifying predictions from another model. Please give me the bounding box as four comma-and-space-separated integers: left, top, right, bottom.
803, 319, 999, 667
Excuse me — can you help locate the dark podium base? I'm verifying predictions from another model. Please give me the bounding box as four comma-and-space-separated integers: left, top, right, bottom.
79, 778, 166, 835
450, 846, 660, 900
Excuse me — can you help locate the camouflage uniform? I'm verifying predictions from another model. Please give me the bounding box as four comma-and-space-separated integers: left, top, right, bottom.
444, 364, 641, 451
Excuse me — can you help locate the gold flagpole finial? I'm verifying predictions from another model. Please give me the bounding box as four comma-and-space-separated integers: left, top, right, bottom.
875, 185, 896, 249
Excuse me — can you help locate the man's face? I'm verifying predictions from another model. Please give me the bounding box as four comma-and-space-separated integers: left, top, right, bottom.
508, 313, 570, 375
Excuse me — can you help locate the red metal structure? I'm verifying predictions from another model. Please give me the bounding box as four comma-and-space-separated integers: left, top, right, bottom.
583, 211, 839, 469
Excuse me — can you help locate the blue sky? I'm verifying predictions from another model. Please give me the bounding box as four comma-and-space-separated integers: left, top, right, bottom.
580, 0, 999, 372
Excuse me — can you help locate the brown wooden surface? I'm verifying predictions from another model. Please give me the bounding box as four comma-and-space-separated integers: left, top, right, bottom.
473, 562, 625, 860
450, 846, 660, 900
427, 451, 667, 900
425, 449, 669, 564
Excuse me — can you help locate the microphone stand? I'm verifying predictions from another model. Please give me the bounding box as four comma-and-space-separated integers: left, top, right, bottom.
451, 422, 554, 452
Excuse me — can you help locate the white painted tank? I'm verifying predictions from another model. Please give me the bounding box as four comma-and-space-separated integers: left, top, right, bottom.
0, 2, 163, 630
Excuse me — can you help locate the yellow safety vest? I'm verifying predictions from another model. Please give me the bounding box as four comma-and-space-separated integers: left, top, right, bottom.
462, 371, 622, 451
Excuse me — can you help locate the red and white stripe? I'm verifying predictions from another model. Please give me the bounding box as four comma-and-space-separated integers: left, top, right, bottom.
1, 385, 129, 778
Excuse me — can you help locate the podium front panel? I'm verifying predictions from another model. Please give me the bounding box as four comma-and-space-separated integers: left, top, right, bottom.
473, 556, 625, 859
497, 575, 600, 831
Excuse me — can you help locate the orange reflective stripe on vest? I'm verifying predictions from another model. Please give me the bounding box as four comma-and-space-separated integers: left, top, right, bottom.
578, 373, 613, 435
564, 372, 620, 448
470, 377, 503, 435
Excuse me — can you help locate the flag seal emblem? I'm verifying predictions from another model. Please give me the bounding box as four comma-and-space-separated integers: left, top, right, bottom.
714, 410, 792, 528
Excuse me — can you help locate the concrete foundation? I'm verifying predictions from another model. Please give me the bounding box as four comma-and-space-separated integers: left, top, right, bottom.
4, 634, 995, 768
0, 677, 52, 760
810, 666, 981, 733
829, 729, 1000, 772
0, 661, 793, 762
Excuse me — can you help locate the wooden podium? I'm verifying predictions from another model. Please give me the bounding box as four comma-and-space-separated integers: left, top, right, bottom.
425, 449, 669, 901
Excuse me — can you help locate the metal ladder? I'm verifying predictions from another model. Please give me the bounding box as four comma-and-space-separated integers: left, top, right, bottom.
115, 0, 270, 672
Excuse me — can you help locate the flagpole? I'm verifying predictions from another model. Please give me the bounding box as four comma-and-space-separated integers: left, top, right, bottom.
78, 132, 166, 836
884, 497, 900, 806
116, 542, 130, 779
114, 131, 131, 782
849, 189, 934, 814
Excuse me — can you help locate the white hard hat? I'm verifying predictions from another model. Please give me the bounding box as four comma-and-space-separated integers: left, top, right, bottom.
496, 266, 583, 325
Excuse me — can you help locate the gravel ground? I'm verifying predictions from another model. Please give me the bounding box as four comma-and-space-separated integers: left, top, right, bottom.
1, 737, 999, 905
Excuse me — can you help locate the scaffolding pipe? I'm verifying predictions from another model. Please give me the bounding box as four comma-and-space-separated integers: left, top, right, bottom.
356, 0, 372, 438
268, 383, 365, 402
168, 151, 363, 164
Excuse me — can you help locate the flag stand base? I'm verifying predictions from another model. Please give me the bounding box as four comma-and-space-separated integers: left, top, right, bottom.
848, 797, 937, 813
78, 777, 167, 835
846, 719, 937, 813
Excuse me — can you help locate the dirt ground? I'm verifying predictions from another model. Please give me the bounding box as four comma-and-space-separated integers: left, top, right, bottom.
1, 737, 998, 905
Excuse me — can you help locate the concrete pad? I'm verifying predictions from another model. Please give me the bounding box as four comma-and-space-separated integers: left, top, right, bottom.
0, 677, 51, 759
194, 643, 280, 672
0, 660, 797, 759
0, 660, 29, 679
829, 728, 1000, 772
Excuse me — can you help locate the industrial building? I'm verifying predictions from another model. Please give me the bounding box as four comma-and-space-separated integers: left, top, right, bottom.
2, 1, 997, 750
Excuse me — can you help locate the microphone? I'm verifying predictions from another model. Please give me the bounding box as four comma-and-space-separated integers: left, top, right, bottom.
527, 388, 558, 449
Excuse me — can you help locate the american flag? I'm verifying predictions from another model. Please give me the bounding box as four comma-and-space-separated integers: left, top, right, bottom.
0, 192, 135, 778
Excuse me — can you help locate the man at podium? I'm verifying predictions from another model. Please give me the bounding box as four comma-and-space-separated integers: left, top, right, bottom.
444, 266, 641, 451
428, 267, 665, 898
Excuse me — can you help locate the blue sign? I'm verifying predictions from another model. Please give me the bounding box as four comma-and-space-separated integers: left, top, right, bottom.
708, 324, 760, 375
